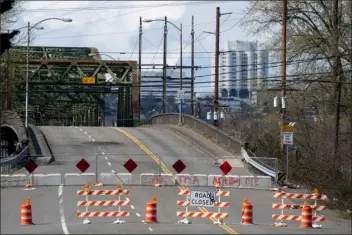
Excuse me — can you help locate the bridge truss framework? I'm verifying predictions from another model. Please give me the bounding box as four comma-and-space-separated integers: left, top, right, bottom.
5, 46, 139, 127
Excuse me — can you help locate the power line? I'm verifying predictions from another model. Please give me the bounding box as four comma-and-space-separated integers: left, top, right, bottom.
33, 2, 176, 37
23, 1, 238, 12
55, 1, 112, 18
220, 1, 258, 34
129, 36, 139, 61
151, 36, 164, 64
143, 36, 159, 49
31, 16, 244, 40
7, 71, 351, 88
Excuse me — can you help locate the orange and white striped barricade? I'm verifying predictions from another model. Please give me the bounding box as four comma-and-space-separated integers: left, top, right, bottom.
76, 184, 131, 224
272, 189, 327, 228
176, 189, 230, 225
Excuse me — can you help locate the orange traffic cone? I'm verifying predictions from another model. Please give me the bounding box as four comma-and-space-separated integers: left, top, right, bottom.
241, 202, 253, 225
145, 197, 158, 223
20, 198, 34, 225
301, 202, 312, 228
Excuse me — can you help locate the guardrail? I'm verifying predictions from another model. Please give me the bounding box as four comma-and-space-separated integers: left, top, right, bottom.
0, 146, 28, 172
151, 113, 277, 179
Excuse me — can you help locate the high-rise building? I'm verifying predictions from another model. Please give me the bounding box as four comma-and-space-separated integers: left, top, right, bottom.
211, 40, 269, 105
140, 69, 190, 113
140, 69, 189, 99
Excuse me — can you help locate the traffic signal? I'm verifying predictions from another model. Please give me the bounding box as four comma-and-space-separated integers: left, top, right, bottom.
1, 0, 20, 54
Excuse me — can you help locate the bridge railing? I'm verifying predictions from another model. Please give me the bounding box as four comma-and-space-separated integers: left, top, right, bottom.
0, 146, 28, 172
151, 113, 277, 179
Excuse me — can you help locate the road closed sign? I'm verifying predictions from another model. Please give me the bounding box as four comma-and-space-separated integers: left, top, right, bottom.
190, 191, 215, 207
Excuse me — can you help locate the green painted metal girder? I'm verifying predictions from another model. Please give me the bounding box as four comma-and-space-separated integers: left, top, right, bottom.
6, 46, 137, 126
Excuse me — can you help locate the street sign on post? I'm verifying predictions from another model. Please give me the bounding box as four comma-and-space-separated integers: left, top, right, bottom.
219, 161, 232, 175
282, 125, 295, 132
177, 89, 185, 101
190, 191, 216, 207
172, 160, 186, 173
82, 76, 96, 84
123, 159, 138, 173
283, 132, 294, 145
76, 158, 91, 173
25, 159, 38, 174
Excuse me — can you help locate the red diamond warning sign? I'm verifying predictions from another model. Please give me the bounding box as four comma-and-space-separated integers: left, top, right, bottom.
25, 159, 38, 174
124, 159, 138, 173
172, 159, 186, 174
219, 161, 232, 175
76, 158, 90, 173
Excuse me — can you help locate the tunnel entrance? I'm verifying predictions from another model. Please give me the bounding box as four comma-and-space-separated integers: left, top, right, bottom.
0, 126, 20, 157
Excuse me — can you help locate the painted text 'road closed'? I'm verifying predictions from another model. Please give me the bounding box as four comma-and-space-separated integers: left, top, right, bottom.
190, 191, 215, 207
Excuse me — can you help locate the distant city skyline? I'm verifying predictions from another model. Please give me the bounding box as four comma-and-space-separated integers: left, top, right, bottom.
211, 40, 269, 104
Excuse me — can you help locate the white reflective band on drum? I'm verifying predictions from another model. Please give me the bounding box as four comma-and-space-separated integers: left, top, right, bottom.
21, 210, 32, 213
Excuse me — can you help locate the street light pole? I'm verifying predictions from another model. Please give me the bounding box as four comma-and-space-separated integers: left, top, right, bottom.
214, 7, 220, 127
163, 16, 167, 113
25, 18, 72, 134
178, 23, 183, 126
25, 21, 30, 132
143, 18, 183, 116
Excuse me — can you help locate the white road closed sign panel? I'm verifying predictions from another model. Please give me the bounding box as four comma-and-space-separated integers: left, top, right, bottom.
190, 191, 215, 207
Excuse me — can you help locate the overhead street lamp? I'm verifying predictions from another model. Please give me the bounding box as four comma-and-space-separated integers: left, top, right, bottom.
143, 18, 183, 125
24, 18, 72, 134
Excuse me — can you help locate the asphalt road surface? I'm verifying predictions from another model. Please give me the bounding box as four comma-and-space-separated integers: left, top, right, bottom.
2, 125, 351, 234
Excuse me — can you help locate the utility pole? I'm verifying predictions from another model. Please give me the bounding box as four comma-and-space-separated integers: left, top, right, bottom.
279, 0, 288, 182
280, 0, 287, 148
178, 23, 183, 126
191, 15, 195, 116
214, 7, 220, 127
162, 16, 168, 113
139, 16, 142, 120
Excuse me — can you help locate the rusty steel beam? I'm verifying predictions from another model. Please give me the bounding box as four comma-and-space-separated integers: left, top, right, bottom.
10, 58, 135, 67
10, 58, 140, 123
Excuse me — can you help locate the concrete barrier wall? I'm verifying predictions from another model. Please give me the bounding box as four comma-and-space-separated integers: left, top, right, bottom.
208, 175, 240, 188
33, 174, 61, 186
239, 176, 272, 189
99, 173, 132, 185
63, 173, 96, 186
0, 173, 272, 189
175, 174, 207, 186
0, 174, 29, 187
140, 173, 173, 185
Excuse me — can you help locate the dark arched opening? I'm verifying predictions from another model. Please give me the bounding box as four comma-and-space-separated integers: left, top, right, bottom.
221, 89, 228, 97
239, 89, 249, 99
229, 89, 237, 97
0, 126, 20, 156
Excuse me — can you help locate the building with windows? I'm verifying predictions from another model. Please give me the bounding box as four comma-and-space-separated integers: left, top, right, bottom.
140, 69, 189, 113
211, 40, 269, 106
140, 69, 189, 99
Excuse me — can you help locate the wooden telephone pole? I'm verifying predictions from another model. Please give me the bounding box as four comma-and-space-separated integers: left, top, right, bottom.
191, 15, 195, 116
280, 0, 287, 148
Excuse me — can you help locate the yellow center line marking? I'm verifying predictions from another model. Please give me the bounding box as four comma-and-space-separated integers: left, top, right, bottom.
115, 127, 239, 234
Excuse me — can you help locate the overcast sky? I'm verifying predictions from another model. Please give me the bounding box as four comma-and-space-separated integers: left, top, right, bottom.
13, 1, 264, 93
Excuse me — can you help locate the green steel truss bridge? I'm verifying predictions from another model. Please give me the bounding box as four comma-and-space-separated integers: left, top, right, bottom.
5, 46, 139, 127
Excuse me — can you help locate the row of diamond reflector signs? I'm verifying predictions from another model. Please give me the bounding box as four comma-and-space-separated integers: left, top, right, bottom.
24, 158, 233, 175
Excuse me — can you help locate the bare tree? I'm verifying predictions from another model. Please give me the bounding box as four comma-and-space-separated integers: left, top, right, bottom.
239, 0, 351, 209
